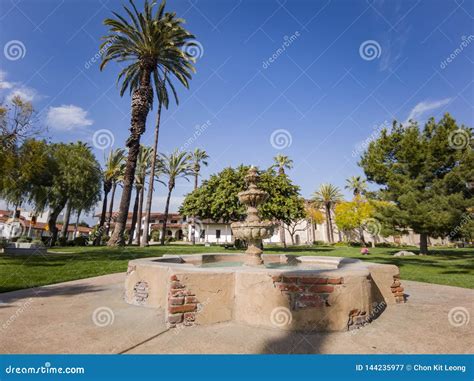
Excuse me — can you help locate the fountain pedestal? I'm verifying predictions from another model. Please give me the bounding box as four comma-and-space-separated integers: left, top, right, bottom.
230, 167, 275, 266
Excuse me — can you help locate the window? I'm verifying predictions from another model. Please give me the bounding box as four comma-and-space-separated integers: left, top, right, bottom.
159, 220, 164, 223
200, 230, 205, 239
216, 229, 221, 239
171, 220, 177, 224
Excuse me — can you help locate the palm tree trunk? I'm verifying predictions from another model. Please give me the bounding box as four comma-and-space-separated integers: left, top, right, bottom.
328, 206, 335, 243
160, 187, 173, 245
105, 182, 117, 237
109, 69, 153, 246
128, 188, 140, 245
191, 173, 199, 245
135, 186, 145, 245
141, 100, 162, 247
419, 233, 428, 255
325, 205, 332, 243
94, 184, 110, 246
73, 209, 82, 239
60, 200, 72, 239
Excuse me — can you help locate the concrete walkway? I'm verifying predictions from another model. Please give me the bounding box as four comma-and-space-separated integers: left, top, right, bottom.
0, 274, 472, 354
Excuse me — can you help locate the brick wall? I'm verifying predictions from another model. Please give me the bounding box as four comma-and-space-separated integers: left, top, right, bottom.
167, 275, 199, 327
271, 275, 344, 310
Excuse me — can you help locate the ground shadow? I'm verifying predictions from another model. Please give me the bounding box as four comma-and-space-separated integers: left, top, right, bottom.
0, 284, 106, 305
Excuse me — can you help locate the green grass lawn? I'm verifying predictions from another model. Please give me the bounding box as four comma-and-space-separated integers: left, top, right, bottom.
0, 244, 472, 293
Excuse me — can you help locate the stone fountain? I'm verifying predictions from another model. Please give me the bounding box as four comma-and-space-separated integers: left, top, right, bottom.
124, 167, 406, 331
230, 167, 275, 266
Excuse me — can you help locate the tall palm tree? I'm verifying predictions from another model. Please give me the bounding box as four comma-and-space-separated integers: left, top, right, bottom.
271, 154, 293, 246
101, 0, 196, 246
272, 154, 293, 175
157, 150, 192, 245
142, 71, 186, 247
128, 146, 152, 245
105, 150, 126, 237
94, 149, 124, 245
345, 176, 367, 196
312, 184, 343, 243
189, 148, 209, 244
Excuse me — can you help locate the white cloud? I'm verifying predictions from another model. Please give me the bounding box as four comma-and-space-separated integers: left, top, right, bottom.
0, 70, 14, 89
46, 105, 93, 131
404, 98, 452, 124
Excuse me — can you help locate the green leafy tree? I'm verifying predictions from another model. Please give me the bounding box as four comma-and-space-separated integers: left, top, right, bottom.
180, 166, 306, 243
311, 184, 343, 243
360, 114, 473, 254
40, 143, 101, 246
101, 0, 196, 246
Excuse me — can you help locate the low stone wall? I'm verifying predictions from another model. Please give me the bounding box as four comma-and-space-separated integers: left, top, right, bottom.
4, 243, 47, 256
124, 254, 407, 332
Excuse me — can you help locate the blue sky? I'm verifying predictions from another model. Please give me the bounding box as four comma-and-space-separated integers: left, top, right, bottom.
0, 0, 473, 221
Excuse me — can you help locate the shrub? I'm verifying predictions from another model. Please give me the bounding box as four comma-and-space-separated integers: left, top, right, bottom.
73, 236, 88, 246
31, 239, 45, 247
0, 238, 8, 249
375, 242, 397, 248
312, 240, 326, 246
151, 230, 161, 242
56, 237, 68, 246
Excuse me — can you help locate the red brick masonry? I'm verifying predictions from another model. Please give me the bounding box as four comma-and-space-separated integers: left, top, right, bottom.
167, 275, 198, 327
271, 275, 344, 310
391, 274, 406, 303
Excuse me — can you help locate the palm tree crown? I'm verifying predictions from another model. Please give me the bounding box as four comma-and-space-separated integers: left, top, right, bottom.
312, 183, 343, 243
135, 146, 153, 188
157, 150, 192, 190
312, 183, 343, 207
190, 148, 209, 189
103, 148, 126, 187
100, 0, 196, 106
272, 154, 293, 175
345, 176, 367, 196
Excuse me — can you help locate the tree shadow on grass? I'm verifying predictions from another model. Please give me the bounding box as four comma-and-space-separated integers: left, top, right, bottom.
0, 284, 106, 304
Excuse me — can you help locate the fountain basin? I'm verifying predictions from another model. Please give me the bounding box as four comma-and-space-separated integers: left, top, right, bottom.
125, 254, 406, 332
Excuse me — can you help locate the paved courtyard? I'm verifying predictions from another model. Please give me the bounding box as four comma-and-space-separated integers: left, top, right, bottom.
0, 274, 472, 354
